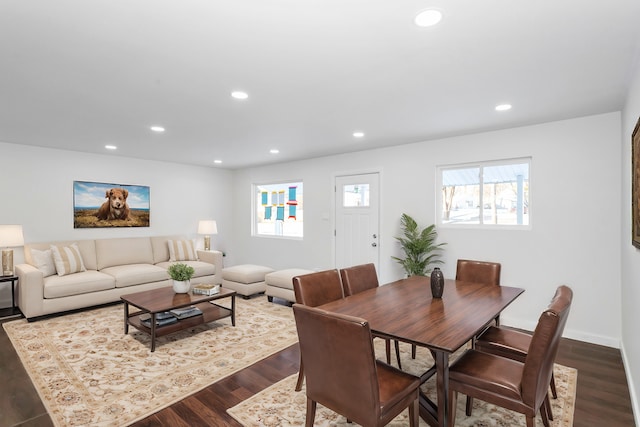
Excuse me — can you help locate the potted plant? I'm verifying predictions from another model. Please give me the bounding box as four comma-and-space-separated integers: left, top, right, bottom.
391, 213, 446, 277
168, 263, 195, 293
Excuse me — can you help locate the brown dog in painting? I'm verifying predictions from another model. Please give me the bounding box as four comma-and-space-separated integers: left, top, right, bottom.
96, 188, 130, 220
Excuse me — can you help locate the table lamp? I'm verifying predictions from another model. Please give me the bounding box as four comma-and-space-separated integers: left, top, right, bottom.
0, 225, 24, 276
197, 220, 218, 251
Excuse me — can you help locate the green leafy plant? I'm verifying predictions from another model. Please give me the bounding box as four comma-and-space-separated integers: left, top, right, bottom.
392, 213, 446, 277
167, 263, 195, 281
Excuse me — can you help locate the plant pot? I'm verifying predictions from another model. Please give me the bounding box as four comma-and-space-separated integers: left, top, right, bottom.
173, 279, 191, 294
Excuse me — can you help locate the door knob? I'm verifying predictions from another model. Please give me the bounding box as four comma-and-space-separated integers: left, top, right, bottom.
371, 243, 377, 247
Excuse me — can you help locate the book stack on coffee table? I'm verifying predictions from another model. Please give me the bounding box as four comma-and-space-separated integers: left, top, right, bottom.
140, 311, 178, 328
192, 284, 221, 296
169, 306, 203, 319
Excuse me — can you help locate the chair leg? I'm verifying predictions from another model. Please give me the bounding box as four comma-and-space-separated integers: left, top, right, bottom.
295, 357, 305, 392
447, 389, 458, 427
465, 396, 474, 416
394, 340, 402, 370
550, 372, 558, 399
539, 400, 551, 427
305, 398, 317, 427
411, 344, 416, 359
545, 393, 554, 421
526, 416, 535, 427
385, 338, 392, 364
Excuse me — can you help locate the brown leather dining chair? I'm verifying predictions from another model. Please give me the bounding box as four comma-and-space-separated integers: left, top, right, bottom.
473, 286, 566, 419
456, 259, 502, 325
455, 259, 502, 289
340, 263, 402, 369
293, 304, 420, 427
446, 285, 573, 427
476, 326, 558, 399
457, 258, 502, 341
292, 269, 345, 391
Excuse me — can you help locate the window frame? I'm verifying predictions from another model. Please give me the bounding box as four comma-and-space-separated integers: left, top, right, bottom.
436, 157, 531, 230
252, 180, 304, 240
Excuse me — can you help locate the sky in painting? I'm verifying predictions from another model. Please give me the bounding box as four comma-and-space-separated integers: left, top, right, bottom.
73, 181, 150, 209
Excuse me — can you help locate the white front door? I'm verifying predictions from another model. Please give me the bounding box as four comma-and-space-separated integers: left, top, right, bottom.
335, 173, 380, 270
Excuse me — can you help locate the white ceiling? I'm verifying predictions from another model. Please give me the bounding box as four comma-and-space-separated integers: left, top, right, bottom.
2, 0, 639, 169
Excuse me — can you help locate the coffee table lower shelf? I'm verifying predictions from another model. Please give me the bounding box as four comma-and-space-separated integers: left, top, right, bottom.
127, 302, 234, 337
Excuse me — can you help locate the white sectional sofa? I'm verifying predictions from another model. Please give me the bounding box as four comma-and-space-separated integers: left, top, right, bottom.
15, 236, 223, 320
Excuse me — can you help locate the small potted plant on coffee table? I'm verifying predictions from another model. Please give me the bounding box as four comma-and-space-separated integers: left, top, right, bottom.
168, 263, 195, 293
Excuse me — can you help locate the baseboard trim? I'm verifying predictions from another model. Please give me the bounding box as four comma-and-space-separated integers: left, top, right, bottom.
619, 341, 640, 427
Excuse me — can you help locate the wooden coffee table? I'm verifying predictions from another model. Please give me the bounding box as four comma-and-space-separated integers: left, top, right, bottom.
121, 285, 236, 351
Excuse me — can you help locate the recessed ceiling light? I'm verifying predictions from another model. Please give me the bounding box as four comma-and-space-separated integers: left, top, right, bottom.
415, 9, 443, 27
150, 126, 165, 132
105, 145, 117, 150
495, 104, 512, 111
353, 131, 365, 138
231, 91, 249, 100
214, 159, 222, 164
270, 149, 279, 154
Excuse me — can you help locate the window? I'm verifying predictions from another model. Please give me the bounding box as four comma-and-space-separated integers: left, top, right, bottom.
438, 158, 530, 227
253, 181, 303, 238
342, 183, 370, 207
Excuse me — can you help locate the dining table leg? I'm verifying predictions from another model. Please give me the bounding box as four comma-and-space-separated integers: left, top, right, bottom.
435, 350, 450, 427
418, 349, 451, 427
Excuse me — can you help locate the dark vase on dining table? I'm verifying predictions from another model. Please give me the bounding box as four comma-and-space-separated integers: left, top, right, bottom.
430, 267, 444, 298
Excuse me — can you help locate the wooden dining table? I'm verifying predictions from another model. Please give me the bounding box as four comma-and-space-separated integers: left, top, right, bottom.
319, 275, 524, 427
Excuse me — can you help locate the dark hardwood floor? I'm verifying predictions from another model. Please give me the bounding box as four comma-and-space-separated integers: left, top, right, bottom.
1, 313, 635, 427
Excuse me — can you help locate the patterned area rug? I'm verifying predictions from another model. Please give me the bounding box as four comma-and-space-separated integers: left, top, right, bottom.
228, 341, 577, 427
3, 296, 297, 426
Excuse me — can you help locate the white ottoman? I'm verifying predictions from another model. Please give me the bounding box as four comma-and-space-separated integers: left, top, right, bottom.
222, 264, 274, 299
265, 268, 315, 305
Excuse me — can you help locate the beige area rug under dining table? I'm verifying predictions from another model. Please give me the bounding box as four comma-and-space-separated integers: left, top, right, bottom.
3, 295, 298, 426
228, 341, 577, 427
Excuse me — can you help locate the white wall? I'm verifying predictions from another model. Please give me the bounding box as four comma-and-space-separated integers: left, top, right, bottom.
0, 142, 234, 304
621, 60, 640, 423
231, 112, 622, 348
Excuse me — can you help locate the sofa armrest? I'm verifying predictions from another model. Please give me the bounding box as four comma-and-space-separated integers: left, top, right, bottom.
197, 250, 223, 284
15, 263, 45, 320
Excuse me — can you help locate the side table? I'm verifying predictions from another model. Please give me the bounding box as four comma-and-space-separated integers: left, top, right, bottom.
1, 275, 18, 307
0, 275, 21, 319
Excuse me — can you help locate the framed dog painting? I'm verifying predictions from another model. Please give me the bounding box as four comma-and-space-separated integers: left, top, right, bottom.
633, 118, 640, 248
73, 181, 150, 228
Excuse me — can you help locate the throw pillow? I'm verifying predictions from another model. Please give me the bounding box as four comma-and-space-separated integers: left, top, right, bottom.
168, 239, 197, 262
30, 248, 57, 277
50, 243, 87, 276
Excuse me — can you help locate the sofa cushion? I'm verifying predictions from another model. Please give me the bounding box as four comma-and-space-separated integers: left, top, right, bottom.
26, 240, 98, 271
31, 248, 57, 277
43, 270, 115, 298
100, 264, 169, 288
96, 237, 154, 270
50, 243, 87, 276
265, 268, 315, 290
156, 260, 215, 279
168, 239, 197, 261
151, 235, 190, 264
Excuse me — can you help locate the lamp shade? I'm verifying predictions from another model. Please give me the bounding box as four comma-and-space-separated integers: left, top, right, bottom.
0, 225, 24, 247
198, 220, 218, 235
